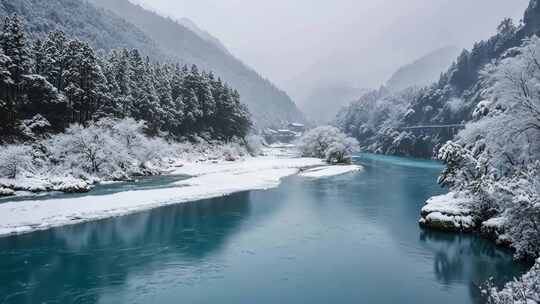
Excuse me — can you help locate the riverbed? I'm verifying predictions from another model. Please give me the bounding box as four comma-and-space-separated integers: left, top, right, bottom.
0, 154, 529, 304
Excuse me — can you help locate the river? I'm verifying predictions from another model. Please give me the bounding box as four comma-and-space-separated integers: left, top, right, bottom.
0, 154, 529, 304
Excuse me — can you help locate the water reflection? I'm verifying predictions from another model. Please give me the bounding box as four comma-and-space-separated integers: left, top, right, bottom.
0, 154, 530, 304
0, 192, 252, 304
419, 229, 530, 301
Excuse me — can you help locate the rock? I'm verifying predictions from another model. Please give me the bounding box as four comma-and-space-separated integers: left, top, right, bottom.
419, 212, 476, 232
50, 178, 93, 193
0, 187, 15, 197
480, 217, 512, 247
419, 192, 476, 233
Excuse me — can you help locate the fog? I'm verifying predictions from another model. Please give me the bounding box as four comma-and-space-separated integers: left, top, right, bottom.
136, 0, 529, 100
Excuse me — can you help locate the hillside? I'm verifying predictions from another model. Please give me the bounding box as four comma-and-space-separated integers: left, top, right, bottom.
336, 1, 539, 158
87, 0, 306, 128
0, 0, 163, 58
0, 0, 305, 129
386, 46, 460, 91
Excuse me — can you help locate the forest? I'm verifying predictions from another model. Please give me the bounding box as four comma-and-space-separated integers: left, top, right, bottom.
0, 15, 251, 143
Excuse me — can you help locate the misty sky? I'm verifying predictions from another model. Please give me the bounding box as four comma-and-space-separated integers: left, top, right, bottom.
137, 0, 529, 94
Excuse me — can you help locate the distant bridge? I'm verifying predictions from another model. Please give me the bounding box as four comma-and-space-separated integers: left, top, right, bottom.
395, 124, 466, 137
397, 124, 466, 131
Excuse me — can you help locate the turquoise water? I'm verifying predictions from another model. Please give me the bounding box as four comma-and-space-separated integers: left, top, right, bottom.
0, 174, 190, 203
0, 154, 529, 304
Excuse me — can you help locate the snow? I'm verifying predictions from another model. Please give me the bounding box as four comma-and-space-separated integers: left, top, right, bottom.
419, 192, 476, 232
0, 175, 93, 193
480, 216, 510, 245
0, 155, 325, 237
482, 216, 507, 229
420, 192, 472, 216
421, 212, 476, 231
0, 187, 15, 197
299, 165, 363, 178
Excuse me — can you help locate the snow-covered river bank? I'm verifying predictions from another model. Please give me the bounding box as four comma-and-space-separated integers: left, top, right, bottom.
0, 150, 362, 237
0, 153, 527, 304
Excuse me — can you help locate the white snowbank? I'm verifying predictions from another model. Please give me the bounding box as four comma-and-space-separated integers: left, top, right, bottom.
420, 192, 472, 216
299, 165, 363, 178
0, 175, 93, 193
0, 156, 324, 237
482, 216, 507, 229
419, 192, 476, 232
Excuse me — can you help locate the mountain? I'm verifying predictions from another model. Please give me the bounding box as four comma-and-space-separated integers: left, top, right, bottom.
0, 0, 164, 58
386, 46, 460, 91
87, 0, 306, 128
298, 85, 366, 124
178, 17, 230, 55
0, 0, 305, 129
336, 0, 539, 158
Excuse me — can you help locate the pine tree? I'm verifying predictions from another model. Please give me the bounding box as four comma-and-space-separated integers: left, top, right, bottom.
154, 63, 176, 132
0, 15, 30, 83
0, 16, 252, 141
41, 31, 68, 90
0, 50, 14, 136
31, 39, 45, 75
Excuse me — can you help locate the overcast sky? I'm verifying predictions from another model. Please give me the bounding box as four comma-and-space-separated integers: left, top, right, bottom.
136, 0, 529, 92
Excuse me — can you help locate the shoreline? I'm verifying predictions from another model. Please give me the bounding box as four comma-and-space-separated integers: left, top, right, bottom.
0, 153, 362, 238
419, 192, 515, 253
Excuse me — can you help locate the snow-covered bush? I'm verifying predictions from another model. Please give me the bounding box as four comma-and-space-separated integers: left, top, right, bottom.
18, 114, 52, 139
47, 118, 174, 178
49, 123, 118, 175
245, 134, 265, 156
0, 144, 34, 178
503, 164, 540, 259
0, 118, 255, 192
299, 126, 359, 164
220, 142, 247, 161
486, 259, 540, 304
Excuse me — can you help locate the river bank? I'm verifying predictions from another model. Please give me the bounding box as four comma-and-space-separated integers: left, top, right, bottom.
419, 192, 513, 250
0, 146, 362, 237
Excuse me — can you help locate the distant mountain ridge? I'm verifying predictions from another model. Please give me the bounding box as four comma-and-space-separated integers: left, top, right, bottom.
386, 46, 460, 91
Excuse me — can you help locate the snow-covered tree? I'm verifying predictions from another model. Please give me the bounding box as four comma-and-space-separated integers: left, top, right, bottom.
299, 126, 360, 164
486, 259, 540, 304
0, 144, 34, 178
0, 15, 30, 83
437, 36, 540, 260
0, 17, 252, 141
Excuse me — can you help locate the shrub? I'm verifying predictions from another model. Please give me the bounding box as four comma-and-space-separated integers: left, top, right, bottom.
299, 126, 359, 164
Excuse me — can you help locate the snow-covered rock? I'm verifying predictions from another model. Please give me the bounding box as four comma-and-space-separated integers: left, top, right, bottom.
0, 175, 92, 194
419, 192, 477, 232
480, 217, 511, 247
50, 177, 93, 193
0, 187, 15, 197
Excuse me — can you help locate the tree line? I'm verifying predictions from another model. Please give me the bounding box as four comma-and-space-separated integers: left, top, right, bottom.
0, 15, 251, 142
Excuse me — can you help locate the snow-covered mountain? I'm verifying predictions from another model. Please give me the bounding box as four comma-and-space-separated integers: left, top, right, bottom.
386, 46, 460, 91
87, 0, 306, 128
0, 0, 306, 129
